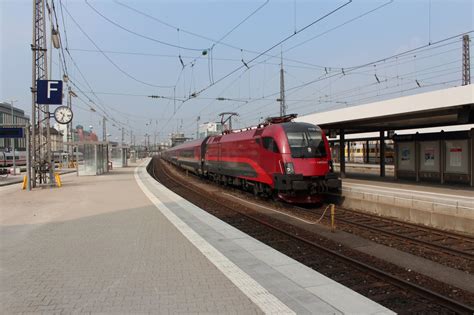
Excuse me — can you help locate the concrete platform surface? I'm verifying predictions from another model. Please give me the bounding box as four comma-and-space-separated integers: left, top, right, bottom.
343, 178, 474, 209
337, 177, 474, 234
0, 168, 76, 187
0, 159, 393, 314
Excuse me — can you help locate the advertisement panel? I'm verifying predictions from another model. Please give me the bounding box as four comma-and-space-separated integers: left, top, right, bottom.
445, 140, 468, 174
419, 141, 439, 172
397, 142, 415, 171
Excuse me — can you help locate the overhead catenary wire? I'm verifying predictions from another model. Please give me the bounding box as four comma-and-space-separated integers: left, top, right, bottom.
62, 4, 175, 89
238, 65, 461, 121
290, 68, 461, 113
231, 35, 468, 122
113, 0, 329, 70
55, 0, 191, 132
50, 2, 150, 138
66, 48, 332, 71
270, 31, 473, 98
238, 63, 461, 121
181, 0, 353, 103
58, 0, 69, 49
52, 0, 126, 129
258, 0, 394, 66
211, 0, 269, 49
50, 0, 69, 78
85, 0, 206, 52
55, 1, 471, 139
155, 32, 466, 135
62, 53, 132, 129
71, 32, 466, 129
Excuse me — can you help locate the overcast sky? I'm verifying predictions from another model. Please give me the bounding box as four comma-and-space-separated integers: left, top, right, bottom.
1, 0, 472, 144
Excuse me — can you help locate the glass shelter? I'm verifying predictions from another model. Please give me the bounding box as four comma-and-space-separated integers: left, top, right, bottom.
72, 141, 109, 176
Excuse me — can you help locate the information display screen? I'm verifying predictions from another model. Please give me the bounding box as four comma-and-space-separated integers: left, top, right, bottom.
0, 127, 24, 138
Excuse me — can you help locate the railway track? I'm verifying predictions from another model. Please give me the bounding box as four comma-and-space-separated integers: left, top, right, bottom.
184, 165, 474, 273
148, 157, 474, 314
305, 204, 474, 261
221, 189, 474, 273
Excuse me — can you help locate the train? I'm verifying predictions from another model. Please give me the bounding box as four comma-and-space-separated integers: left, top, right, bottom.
0, 151, 27, 167
161, 115, 341, 203
0, 151, 83, 168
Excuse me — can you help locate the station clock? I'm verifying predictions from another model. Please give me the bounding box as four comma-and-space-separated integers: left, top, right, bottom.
53, 106, 73, 125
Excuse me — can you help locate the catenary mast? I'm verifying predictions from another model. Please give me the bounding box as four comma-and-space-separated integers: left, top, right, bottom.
31, 0, 54, 187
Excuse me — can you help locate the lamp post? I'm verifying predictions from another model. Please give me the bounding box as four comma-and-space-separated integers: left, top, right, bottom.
9, 99, 18, 175
67, 88, 77, 166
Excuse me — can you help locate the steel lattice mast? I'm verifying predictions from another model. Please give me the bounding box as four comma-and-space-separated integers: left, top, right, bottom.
462, 34, 471, 86
31, 0, 54, 187
279, 52, 286, 117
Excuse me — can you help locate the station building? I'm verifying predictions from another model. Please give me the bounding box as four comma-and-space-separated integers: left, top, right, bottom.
34, 127, 64, 153
0, 102, 29, 151
197, 121, 224, 139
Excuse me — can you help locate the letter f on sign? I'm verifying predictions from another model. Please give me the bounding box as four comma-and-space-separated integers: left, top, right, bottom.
47, 81, 59, 99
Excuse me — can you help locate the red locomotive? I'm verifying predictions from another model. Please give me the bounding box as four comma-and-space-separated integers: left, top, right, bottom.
161, 115, 341, 203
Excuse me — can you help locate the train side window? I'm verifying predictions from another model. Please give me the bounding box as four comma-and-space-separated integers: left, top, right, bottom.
262, 137, 280, 153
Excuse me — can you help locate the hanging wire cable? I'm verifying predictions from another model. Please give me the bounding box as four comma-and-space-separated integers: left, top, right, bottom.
62, 4, 175, 89
211, 0, 269, 49
58, 0, 69, 48
113, 0, 328, 69
203, 0, 269, 83
270, 0, 394, 61
274, 31, 472, 97
173, 33, 459, 127
50, 0, 69, 77
84, 0, 206, 52
226, 33, 469, 121
67, 48, 327, 70
185, 0, 352, 102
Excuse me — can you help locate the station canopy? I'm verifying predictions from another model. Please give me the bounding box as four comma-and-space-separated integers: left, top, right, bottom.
296, 85, 474, 136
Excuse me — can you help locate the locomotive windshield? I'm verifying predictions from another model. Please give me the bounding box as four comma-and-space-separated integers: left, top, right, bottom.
283, 124, 326, 158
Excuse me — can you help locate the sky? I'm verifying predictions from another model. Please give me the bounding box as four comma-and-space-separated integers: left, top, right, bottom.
0, 0, 473, 145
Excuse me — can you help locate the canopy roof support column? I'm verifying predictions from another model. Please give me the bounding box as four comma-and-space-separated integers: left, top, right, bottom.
380, 131, 386, 177
339, 129, 346, 178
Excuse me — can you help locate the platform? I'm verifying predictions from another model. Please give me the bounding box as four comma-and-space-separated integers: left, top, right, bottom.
0, 159, 393, 314
334, 174, 474, 235
0, 168, 76, 187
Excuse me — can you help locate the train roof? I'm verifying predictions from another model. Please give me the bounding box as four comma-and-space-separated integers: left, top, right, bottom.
165, 121, 324, 149
164, 138, 205, 151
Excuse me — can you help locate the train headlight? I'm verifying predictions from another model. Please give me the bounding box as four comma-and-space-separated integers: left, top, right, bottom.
285, 162, 295, 175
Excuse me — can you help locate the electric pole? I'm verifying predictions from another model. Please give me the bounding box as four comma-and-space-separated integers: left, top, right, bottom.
67, 88, 76, 164
196, 116, 200, 139
279, 51, 286, 117
462, 34, 471, 86
31, 0, 54, 187
102, 116, 107, 141
9, 100, 17, 175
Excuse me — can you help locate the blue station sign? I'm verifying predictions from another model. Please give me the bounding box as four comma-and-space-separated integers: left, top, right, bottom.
37, 80, 63, 105
0, 127, 24, 138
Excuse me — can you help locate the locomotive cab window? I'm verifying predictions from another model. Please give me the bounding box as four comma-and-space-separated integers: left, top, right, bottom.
284, 125, 326, 158
262, 137, 280, 153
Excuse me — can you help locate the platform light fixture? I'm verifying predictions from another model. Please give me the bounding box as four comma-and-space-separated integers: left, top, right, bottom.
51, 28, 60, 49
